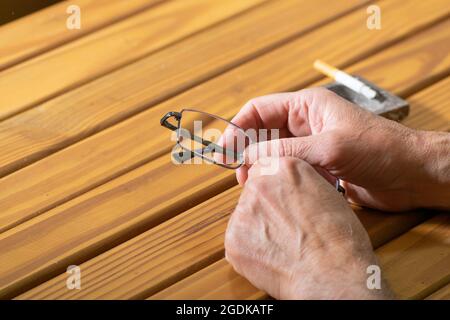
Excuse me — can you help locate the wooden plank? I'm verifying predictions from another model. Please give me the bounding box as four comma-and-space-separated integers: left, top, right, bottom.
2, 2, 449, 235
379, 215, 450, 299
152, 215, 450, 300
403, 78, 450, 131
3, 1, 450, 298
0, 0, 164, 71
0, 155, 236, 299
17, 186, 241, 300
1, 0, 448, 178
0, 0, 267, 119
15, 187, 428, 300
425, 283, 450, 300
15, 71, 450, 299
150, 259, 263, 300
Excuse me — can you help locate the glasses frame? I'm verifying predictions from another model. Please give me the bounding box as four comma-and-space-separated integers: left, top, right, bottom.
160, 109, 345, 195
160, 109, 249, 169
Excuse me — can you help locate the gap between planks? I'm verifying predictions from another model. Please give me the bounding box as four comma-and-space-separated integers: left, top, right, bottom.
0, 0, 166, 71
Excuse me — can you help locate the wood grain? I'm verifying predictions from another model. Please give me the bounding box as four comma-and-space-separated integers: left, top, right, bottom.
0, 155, 236, 299
0, 0, 164, 71
150, 259, 262, 300
15, 188, 428, 300
379, 215, 450, 299
2, 3, 450, 235
403, 77, 450, 131
17, 186, 241, 300
2, 0, 447, 178
0, 0, 266, 119
425, 283, 450, 300
14, 72, 450, 299
3, 1, 450, 300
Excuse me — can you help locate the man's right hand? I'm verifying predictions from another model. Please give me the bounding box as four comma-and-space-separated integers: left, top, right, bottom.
232, 87, 450, 211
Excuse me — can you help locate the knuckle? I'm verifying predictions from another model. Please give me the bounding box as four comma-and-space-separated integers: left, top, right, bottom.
245, 97, 262, 109
278, 139, 292, 157
278, 157, 302, 182
278, 156, 312, 174
278, 156, 300, 172
298, 87, 334, 102
277, 157, 317, 184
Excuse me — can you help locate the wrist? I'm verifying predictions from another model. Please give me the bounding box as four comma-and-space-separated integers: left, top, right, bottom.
287, 253, 395, 300
333, 260, 395, 300
410, 130, 450, 209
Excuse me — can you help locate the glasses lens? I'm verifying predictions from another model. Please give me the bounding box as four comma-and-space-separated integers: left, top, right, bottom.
177, 109, 251, 168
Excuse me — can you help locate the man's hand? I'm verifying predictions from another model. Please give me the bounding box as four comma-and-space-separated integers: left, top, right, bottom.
231, 87, 450, 211
225, 157, 393, 299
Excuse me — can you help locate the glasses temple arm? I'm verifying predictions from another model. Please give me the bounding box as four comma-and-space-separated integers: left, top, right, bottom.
161, 112, 242, 158
191, 134, 240, 159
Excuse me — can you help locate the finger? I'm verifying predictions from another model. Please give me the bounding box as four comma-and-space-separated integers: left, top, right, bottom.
244, 134, 329, 167
236, 165, 249, 186
247, 157, 278, 180
314, 165, 338, 186
231, 93, 295, 133
231, 87, 358, 140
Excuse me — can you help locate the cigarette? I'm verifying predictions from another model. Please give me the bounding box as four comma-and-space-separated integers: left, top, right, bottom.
314, 60, 377, 99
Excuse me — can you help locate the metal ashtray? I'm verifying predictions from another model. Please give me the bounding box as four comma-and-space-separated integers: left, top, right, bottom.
324, 76, 409, 121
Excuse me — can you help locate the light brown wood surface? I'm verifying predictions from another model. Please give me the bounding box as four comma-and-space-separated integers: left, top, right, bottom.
426, 283, 450, 300
0, 0, 164, 71
0, 0, 368, 176
1, 0, 449, 300
151, 259, 264, 300
379, 215, 450, 299
0, 155, 235, 299
1, 1, 449, 235
0, 0, 371, 230
17, 186, 241, 299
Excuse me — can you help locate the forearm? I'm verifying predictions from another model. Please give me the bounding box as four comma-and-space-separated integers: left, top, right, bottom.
412, 130, 450, 209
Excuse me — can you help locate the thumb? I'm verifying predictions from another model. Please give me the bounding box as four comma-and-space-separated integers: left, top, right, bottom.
244, 135, 327, 167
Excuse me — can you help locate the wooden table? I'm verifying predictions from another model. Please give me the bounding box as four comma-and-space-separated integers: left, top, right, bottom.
0, 0, 449, 300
